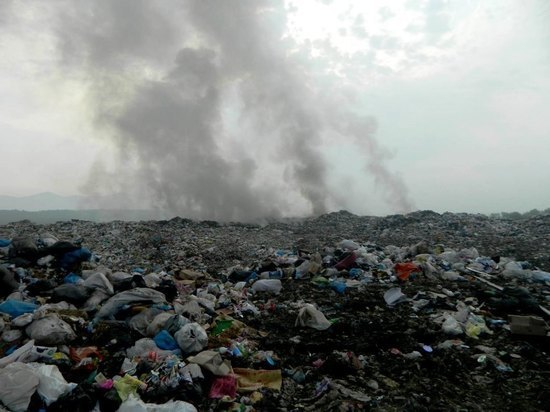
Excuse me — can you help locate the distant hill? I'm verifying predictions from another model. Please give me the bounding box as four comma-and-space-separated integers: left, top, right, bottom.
0, 209, 166, 225
0, 192, 81, 211
0, 192, 168, 224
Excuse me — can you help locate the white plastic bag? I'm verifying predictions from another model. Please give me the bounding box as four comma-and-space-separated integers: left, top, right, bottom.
28, 363, 77, 405
295, 304, 331, 330
0, 362, 39, 412
383, 288, 407, 306
175, 322, 208, 354
83, 290, 112, 312
0, 340, 34, 368
128, 308, 163, 336
25, 315, 76, 345
187, 350, 231, 376
146, 312, 173, 337
117, 394, 197, 412
83, 272, 114, 295
126, 338, 173, 359
251, 279, 282, 294
339, 239, 360, 250
442, 314, 463, 335
95, 288, 166, 320
12, 313, 34, 327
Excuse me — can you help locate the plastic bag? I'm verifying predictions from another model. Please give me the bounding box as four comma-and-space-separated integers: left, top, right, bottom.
394, 262, 419, 281
83, 290, 111, 312
126, 338, 173, 359
329, 280, 346, 294
128, 308, 163, 336
83, 272, 114, 294
187, 350, 231, 376
153, 330, 179, 351
177, 299, 203, 321
70, 347, 103, 370
39, 233, 58, 247
117, 394, 197, 412
64, 273, 84, 284
442, 314, 463, 335
334, 252, 357, 270
143, 273, 162, 288
59, 247, 92, 270
295, 304, 331, 330
175, 322, 208, 354
339, 239, 360, 250
0, 340, 34, 368
0, 362, 39, 412
28, 363, 77, 405
25, 315, 76, 345
146, 312, 172, 337
164, 314, 189, 335
52, 283, 92, 305
251, 279, 282, 294
109, 271, 133, 283
532, 270, 550, 283
0, 300, 38, 318
465, 314, 493, 339
0, 266, 19, 294
36, 254, 55, 265
383, 288, 408, 306
95, 288, 166, 320
209, 375, 237, 399
12, 236, 38, 256
2, 329, 23, 342
113, 374, 146, 402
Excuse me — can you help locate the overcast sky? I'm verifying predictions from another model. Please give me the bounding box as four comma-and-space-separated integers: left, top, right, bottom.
1, 0, 549, 219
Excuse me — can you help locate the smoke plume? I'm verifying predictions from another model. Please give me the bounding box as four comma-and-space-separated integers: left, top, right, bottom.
51, 0, 414, 220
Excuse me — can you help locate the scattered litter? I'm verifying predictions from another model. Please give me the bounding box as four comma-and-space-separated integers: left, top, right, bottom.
384, 287, 408, 306
0, 211, 548, 410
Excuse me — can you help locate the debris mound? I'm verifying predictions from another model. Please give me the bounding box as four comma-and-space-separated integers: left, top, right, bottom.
0, 211, 549, 411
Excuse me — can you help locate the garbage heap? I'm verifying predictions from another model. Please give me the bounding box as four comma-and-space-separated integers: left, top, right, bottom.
0, 214, 549, 411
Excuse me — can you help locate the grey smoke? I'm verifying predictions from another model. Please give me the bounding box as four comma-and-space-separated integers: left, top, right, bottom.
49, 0, 414, 220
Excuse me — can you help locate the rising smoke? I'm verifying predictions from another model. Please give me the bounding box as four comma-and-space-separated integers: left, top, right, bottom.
52, 0, 415, 220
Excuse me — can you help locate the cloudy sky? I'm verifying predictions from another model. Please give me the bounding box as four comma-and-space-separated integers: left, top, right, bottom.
1, 0, 549, 219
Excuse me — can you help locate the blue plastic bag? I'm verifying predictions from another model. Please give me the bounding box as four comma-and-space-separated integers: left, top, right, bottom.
0, 239, 11, 247
60, 248, 92, 269
0, 300, 38, 317
64, 273, 83, 284
154, 330, 179, 351
532, 270, 550, 283
348, 268, 363, 278
329, 280, 347, 294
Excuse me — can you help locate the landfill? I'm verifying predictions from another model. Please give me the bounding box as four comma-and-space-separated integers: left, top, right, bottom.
0, 210, 549, 411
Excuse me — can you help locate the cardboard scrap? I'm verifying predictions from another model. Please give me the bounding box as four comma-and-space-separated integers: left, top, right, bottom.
233, 368, 282, 392
509, 315, 548, 336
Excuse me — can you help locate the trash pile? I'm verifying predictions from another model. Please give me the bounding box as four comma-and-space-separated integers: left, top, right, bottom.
0, 212, 549, 411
